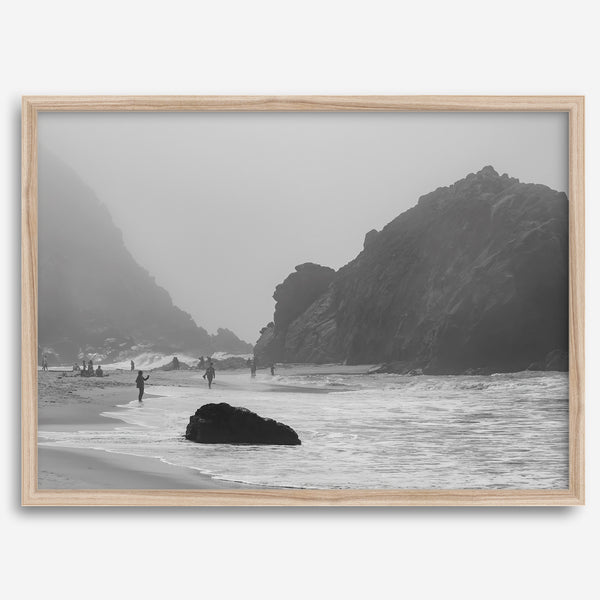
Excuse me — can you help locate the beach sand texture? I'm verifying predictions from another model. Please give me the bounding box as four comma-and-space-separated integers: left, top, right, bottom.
38, 369, 255, 489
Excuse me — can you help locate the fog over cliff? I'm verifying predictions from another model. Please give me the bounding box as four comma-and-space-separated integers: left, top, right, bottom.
38, 112, 568, 343
38, 153, 252, 364
254, 166, 569, 374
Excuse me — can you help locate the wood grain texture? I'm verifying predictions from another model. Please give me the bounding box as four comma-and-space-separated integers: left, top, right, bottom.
22, 95, 584, 112
568, 98, 585, 504
21, 96, 585, 506
23, 488, 581, 507
22, 98, 38, 506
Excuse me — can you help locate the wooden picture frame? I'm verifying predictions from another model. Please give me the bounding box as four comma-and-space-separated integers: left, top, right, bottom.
22, 95, 585, 506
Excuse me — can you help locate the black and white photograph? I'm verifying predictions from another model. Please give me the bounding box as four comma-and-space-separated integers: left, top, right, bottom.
35, 109, 571, 491
5, 1, 598, 598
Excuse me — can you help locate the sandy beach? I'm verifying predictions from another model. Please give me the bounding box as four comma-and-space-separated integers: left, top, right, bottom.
38, 369, 254, 489
37, 366, 569, 490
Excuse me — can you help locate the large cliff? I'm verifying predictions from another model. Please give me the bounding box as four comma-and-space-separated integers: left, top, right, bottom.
253, 263, 335, 364
38, 153, 252, 364
254, 166, 568, 374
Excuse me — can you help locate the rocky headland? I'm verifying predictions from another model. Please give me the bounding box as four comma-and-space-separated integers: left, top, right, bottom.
253, 263, 335, 364
254, 166, 569, 374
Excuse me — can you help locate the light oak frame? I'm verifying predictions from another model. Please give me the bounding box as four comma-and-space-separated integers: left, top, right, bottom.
22, 96, 585, 506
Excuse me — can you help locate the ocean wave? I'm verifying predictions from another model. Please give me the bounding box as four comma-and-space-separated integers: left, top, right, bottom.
38, 370, 569, 489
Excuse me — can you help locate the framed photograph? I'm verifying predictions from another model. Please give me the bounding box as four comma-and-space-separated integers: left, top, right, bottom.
22, 96, 584, 506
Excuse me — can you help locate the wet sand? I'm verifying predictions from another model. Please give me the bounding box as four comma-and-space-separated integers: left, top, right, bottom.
37, 370, 253, 489
38, 446, 243, 489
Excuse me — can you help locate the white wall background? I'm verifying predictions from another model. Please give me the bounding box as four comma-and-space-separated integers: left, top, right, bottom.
1, 1, 596, 598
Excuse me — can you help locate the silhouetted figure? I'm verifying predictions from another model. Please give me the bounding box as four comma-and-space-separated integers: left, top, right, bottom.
42, 356, 48, 371
198, 356, 205, 369
130, 360, 135, 371
95, 365, 103, 377
82, 359, 86, 372
87, 360, 94, 376
172, 356, 180, 370
203, 362, 216, 389
250, 360, 257, 378
136, 370, 149, 401
270, 364, 275, 376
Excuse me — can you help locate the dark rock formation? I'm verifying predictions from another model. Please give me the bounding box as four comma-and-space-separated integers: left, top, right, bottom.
255, 166, 568, 374
158, 357, 191, 371
209, 356, 249, 370
544, 349, 568, 371
254, 263, 335, 364
528, 349, 569, 372
38, 153, 252, 365
363, 229, 379, 249
185, 403, 301, 445
254, 323, 275, 363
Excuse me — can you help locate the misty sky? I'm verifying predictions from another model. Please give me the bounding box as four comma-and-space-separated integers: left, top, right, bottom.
38, 111, 568, 343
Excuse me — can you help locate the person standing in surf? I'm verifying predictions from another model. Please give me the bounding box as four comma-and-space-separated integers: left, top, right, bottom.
136, 370, 150, 402
203, 362, 216, 389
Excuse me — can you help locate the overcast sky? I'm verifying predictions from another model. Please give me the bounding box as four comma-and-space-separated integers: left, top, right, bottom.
38, 111, 568, 343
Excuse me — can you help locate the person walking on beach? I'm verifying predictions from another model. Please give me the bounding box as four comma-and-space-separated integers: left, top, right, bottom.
250, 360, 257, 378
203, 362, 216, 389
130, 360, 135, 371
42, 356, 48, 371
270, 363, 275, 376
136, 370, 150, 401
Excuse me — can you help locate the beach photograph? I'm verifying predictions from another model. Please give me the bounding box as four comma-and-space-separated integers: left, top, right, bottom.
6, 2, 597, 599
36, 110, 570, 491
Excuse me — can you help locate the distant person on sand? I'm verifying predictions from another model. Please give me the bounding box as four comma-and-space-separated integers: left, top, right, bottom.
172, 356, 180, 370
250, 360, 257, 378
270, 364, 275, 376
82, 359, 86, 372
42, 356, 48, 371
203, 362, 216, 389
136, 370, 149, 401
95, 365, 103, 377
87, 360, 94, 376
130, 360, 135, 371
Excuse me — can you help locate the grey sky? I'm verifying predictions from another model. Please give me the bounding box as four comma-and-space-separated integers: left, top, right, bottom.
38, 111, 568, 343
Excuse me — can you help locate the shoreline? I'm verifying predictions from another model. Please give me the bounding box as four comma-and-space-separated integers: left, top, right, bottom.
37, 367, 338, 490
37, 367, 570, 491
38, 372, 260, 490
38, 446, 252, 490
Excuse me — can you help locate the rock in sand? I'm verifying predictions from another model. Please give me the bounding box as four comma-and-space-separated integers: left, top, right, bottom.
185, 403, 301, 445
